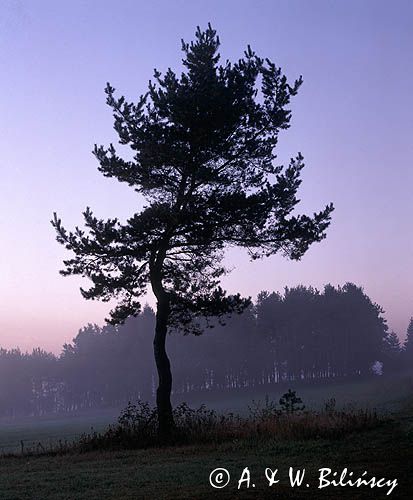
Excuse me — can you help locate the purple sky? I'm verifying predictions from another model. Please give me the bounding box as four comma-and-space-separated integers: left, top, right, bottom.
0, 0, 412, 353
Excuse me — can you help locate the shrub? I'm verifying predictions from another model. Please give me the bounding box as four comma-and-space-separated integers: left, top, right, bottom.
279, 389, 305, 414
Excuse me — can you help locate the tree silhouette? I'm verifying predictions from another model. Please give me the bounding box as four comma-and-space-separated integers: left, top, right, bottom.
381, 331, 401, 373
403, 317, 413, 366
52, 25, 333, 437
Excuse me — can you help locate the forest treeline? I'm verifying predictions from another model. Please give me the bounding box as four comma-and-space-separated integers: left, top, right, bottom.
0, 283, 411, 417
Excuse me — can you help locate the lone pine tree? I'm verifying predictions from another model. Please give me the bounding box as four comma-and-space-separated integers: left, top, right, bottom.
52, 25, 334, 438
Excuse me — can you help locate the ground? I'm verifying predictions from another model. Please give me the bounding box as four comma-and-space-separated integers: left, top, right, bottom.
0, 375, 412, 499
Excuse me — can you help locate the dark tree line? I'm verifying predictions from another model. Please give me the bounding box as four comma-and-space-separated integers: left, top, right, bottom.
0, 284, 410, 418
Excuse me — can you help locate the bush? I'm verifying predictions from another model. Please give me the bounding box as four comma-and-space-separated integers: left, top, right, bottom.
279, 389, 305, 414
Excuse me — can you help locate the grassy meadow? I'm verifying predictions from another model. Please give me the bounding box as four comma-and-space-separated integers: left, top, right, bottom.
0, 374, 412, 499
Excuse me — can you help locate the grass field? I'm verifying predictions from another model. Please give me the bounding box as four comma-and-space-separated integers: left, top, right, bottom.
0, 409, 119, 455
0, 375, 412, 499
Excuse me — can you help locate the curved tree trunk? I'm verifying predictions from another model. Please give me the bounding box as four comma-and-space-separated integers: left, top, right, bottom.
153, 294, 174, 440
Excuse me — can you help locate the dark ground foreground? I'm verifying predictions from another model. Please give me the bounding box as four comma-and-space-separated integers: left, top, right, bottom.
0, 408, 412, 499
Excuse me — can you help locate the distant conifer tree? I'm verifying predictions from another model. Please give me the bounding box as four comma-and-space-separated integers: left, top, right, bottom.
403, 317, 413, 366
381, 330, 402, 373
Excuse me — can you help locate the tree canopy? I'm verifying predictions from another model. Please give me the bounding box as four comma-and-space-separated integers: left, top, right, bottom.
53, 25, 333, 331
